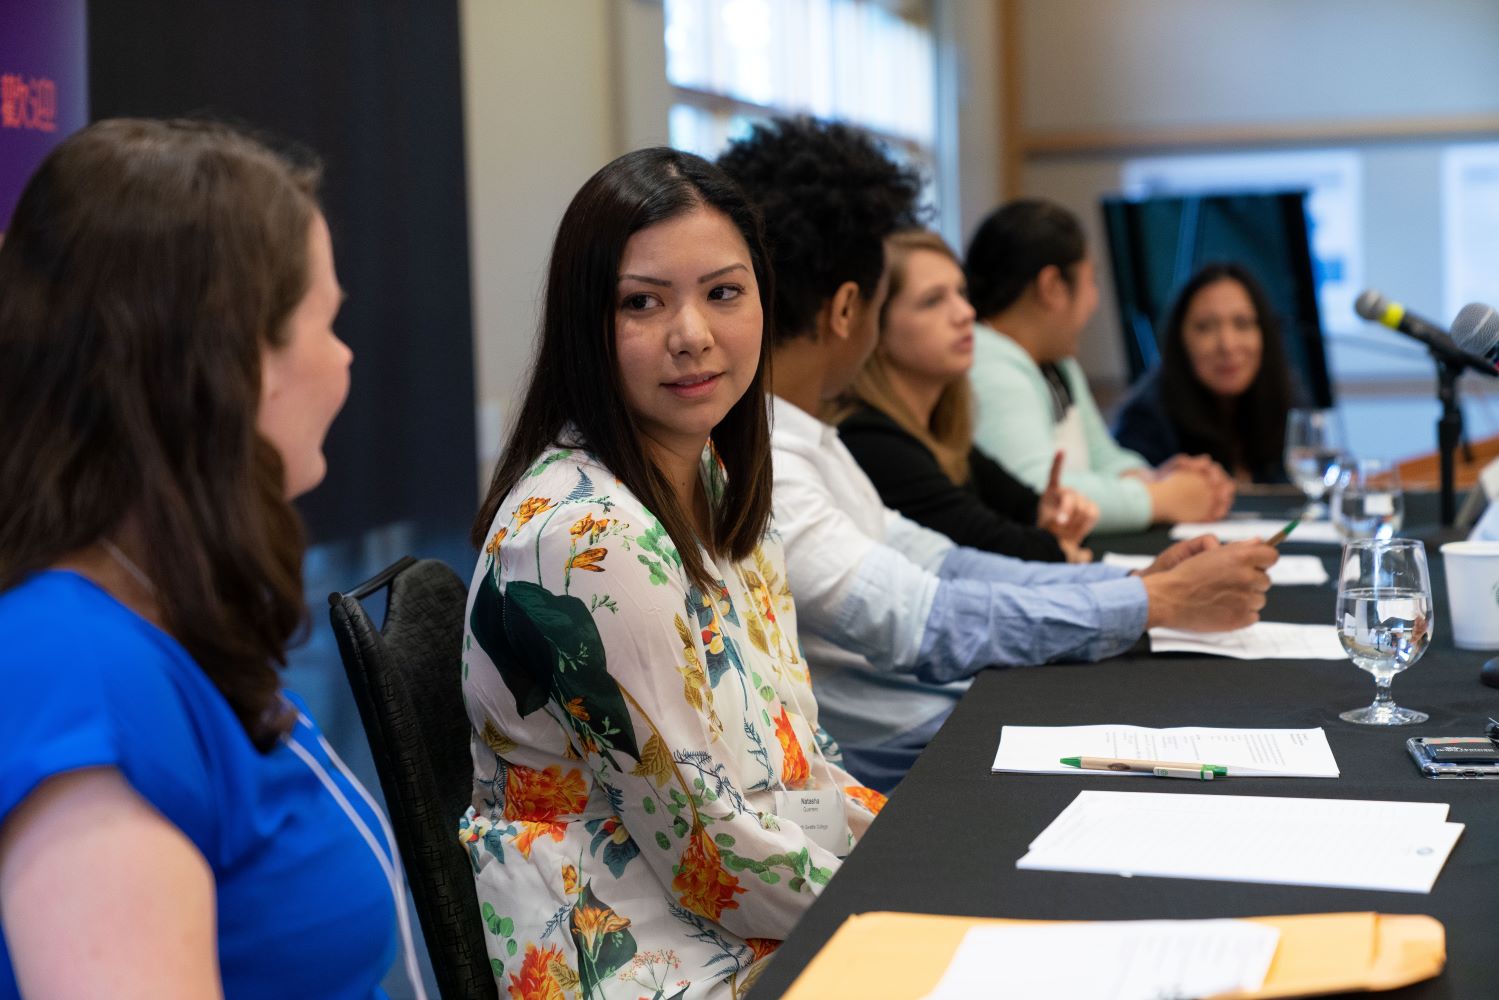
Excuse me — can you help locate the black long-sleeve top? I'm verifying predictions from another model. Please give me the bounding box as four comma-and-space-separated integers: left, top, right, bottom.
838, 403, 1068, 562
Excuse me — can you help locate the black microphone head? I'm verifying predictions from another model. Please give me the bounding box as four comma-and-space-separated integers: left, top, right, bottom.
1451, 302, 1499, 356
1354, 289, 1389, 321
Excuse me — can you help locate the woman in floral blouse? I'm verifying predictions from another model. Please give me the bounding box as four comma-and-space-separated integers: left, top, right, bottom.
460, 147, 886, 1000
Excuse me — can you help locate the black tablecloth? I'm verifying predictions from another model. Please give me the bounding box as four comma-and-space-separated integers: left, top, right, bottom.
751, 494, 1499, 999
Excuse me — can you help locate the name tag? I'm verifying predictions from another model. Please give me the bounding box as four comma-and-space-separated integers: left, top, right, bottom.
773, 787, 850, 858
1366, 493, 1395, 515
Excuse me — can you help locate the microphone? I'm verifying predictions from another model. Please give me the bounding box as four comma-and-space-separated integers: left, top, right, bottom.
1354, 289, 1498, 377
1451, 302, 1499, 363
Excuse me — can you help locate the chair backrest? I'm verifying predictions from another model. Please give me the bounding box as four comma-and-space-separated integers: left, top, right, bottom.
328, 556, 498, 1000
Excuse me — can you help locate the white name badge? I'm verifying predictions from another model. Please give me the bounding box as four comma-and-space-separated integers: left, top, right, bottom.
773, 788, 850, 858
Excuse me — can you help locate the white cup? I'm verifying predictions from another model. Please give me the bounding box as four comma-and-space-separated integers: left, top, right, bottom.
1440, 541, 1499, 649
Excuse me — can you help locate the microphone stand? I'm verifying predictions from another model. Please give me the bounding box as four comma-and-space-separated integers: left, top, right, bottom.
1433, 353, 1465, 527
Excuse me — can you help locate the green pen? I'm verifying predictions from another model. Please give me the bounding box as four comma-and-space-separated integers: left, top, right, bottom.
1265, 517, 1300, 546
1060, 756, 1229, 780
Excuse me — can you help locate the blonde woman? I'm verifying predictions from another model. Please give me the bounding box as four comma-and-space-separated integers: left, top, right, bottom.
840, 230, 1098, 562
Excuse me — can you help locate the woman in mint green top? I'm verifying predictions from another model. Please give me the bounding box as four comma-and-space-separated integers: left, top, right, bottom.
963, 199, 1235, 534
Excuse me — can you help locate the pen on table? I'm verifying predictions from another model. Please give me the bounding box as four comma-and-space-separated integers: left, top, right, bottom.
1265, 517, 1300, 547
1060, 756, 1229, 780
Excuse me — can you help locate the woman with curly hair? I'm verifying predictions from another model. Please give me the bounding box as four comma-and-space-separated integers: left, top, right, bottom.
1114, 261, 1295, 483
461, 146, 885, 1000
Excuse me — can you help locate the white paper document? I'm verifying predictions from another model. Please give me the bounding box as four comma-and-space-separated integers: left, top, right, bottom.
1018, 791, 1463, 894
992, 724, 1341, 778
1150, 621, 1347, 659
1104, 551, 1330, 586
923, 918, 1281, 1000
1170, 518, 1344, 544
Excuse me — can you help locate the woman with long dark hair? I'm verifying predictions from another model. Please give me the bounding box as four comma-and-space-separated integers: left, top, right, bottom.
461, 148, 884, 999
0, 120, 407, 997
1115, 262, 1294, 483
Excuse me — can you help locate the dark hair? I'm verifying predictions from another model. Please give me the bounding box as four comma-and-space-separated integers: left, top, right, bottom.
716, 116, 923, 343
964, 198, 1086, 320
472, 148, 774, 589
1158, 262, 1292, 479
0, 118, 321, 751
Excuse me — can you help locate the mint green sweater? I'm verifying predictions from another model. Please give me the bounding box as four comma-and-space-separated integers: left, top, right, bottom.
969, 323, 1154, 534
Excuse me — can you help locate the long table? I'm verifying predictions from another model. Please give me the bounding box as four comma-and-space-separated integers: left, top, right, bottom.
752, 495, 1499, 998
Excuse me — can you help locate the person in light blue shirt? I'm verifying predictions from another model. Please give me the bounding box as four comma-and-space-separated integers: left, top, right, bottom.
718, 118, 1277, 790
0, 120, 412, 999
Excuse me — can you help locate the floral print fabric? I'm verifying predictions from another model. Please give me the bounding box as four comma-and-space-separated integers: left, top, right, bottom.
461, 447, 885, 999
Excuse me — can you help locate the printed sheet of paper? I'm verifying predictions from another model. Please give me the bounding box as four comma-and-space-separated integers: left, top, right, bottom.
1104, 551, 1330, 586
991, 724, 1340, 777
1018, 791, 1462, 894
1170, 518, 1344, 544
922, 919, 1281, 1000
1150, 622, 1347, 659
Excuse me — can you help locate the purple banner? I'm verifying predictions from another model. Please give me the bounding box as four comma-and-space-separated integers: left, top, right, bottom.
0, 0, 88, 230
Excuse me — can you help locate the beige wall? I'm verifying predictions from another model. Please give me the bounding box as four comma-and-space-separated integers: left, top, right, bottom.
460, 0, 1003, 482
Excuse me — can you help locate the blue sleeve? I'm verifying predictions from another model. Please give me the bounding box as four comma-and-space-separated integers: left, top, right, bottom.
915, 573, 1148, 684
938, 544, 1133, 586
0, 590, 215, 850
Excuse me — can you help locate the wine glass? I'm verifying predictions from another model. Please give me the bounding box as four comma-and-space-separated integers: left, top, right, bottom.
1331, 458, 1405, 541
1335, 538, 1433, 725
1284, 408, 1347, 519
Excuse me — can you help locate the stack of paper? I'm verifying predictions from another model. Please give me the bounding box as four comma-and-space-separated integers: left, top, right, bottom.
1149, 621, 1348, 659
992, 724, 1341, 777
1104, 551, 1331, 585
923, 919, 1280, 1000
1170, 518, 1343, 544
1017, 791, 1463, 893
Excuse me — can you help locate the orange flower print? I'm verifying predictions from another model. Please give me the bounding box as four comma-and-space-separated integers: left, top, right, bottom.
772, 706, 810, 786
512, 821, 567, 859
562, 863, 580, 896
485, 526, 508, 556
505, 764, 589, 822
563, 697, 590, 722
572, 898, 631, 955
744, 938, 781, 963
843, 785, 888, 816
570, 513, 595, 537
672, 826, 745, 921
568, 546, 608, 573
508, 943, 566, 1000
588, 517, 610, 542
512, 496, 554, 529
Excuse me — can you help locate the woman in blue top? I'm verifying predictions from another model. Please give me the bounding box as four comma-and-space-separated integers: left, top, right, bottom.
0, 120, 407, 998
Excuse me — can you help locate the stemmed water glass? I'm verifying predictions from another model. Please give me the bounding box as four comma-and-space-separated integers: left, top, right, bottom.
1331, 458, 1405, 541
1284, 408, 1347, 519
1335, 538, 1434, 725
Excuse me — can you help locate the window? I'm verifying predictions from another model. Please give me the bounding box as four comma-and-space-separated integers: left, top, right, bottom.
663, 0, 938, 190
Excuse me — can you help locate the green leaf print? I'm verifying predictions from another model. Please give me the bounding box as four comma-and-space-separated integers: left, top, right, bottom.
499, 916, 514, 936
506, 939, 518, 957
637, 519, 681, 568
569, 883, 639, 998
469, 571, 551, 717
504, 580, 642, 763
490, 958, 504, 978
482, 901, 504, 935
642, 797, 655, 814
637, 553, 669, 586
525, 449, 573, 478
655, 831, 671, 851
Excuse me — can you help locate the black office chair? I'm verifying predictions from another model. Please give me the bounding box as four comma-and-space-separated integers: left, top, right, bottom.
328, 556, 499, 1000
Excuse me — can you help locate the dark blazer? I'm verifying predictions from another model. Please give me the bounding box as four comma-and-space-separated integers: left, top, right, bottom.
838, 403, 1067, 562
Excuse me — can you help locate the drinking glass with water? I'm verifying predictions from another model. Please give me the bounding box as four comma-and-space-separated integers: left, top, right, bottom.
1336, 537, 1433, 726
1331, 458, 1404, 540
1284, 408, 1348, 519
